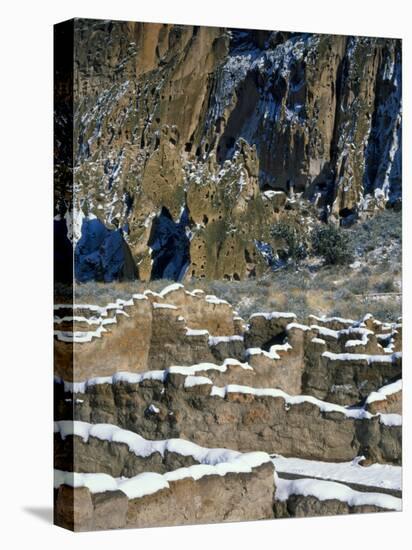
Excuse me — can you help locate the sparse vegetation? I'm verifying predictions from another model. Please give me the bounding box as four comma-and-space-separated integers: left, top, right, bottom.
349, 276, 371, 295
348, 209, 402, 256
270, 221, 307, 265
373, 278, 396, 294
311, 224, 352, 265
67, 266, 401, 323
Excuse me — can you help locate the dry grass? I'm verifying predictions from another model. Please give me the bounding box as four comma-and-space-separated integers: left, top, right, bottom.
65, 265, 401, 323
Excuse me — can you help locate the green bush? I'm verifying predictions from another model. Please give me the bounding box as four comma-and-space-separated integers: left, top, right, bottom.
271, 221, 307, 265
374, 278, 396, 293
349, 276, 371, 295
312, 224, 352, 265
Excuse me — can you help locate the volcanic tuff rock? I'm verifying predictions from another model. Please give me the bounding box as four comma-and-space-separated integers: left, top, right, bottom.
54, 19, 402, 282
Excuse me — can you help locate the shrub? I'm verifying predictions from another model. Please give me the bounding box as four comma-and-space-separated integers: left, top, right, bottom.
374, 278, 396, 293
333, 287, 352, 301
360, 265, 372, 276
271, 221, 307, 265
348, 276, 371, 295
312, 224, 352, 265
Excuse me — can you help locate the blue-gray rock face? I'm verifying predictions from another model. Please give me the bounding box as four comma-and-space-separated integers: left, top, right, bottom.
74, 218, 138, 283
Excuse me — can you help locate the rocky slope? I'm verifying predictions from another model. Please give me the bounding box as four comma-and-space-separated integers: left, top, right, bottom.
53, 282, 402, 529
54, 19, 402, 283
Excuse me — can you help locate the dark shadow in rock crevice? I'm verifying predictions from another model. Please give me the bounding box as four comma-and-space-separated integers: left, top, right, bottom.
148, 206, 190, 281
75, 218, 138, 283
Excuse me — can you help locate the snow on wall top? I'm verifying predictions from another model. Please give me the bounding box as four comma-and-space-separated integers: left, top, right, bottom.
55, 447, 271, 499
54, 420, 272, 497
54, 358, 253, 393
54, 469, 169, 500
249, 312, 297, 321
275, 475, 401, 511
54, 364, 402, 427
308, 314, 355, 325
322, 351, 401, 364
366, 379, 402, 405
158, 283, 184, 296
209, 384, 401, 426
271, 455, 401, 491
54, 420, 249, 463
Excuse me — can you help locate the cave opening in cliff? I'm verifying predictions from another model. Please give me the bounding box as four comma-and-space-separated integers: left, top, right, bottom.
148, 206, 191, 281
216, 70, 260, 164
339, 207, 354, 218
261, 331, 288, 351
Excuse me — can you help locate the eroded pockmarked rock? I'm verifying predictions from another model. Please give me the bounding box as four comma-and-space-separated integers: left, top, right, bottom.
55, 21, 402, 283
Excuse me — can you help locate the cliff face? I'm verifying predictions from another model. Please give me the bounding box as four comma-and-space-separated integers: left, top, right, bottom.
54, 20, 402, 282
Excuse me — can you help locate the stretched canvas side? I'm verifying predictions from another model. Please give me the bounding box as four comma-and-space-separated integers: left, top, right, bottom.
54, 18, 76, 530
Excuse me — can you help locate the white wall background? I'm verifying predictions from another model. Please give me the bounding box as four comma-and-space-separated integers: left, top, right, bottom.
0, 0, 410, 548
